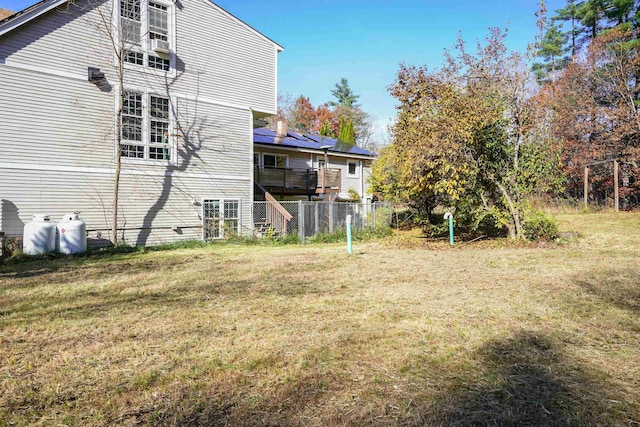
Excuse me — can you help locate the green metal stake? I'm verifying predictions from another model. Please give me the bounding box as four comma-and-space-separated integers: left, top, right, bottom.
444, 212, 454, 245
346, 214, 353, 254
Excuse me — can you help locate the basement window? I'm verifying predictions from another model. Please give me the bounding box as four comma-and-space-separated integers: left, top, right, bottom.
202, 199, 241, 240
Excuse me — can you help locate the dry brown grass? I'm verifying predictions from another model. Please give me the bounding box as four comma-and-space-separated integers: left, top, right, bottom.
1, 212, 639, 426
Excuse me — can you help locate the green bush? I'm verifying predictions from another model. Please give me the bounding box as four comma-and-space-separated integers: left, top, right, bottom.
523, 211, 559, 241
271, 233, 301, 246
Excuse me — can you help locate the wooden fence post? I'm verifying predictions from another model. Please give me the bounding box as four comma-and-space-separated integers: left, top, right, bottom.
584, 166, 589, 207
614, 160, 619, 212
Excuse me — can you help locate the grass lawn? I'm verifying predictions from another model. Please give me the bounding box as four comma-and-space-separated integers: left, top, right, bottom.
1, 212, 639, 426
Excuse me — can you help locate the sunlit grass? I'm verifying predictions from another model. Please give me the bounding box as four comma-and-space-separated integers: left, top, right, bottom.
1, 212, 639, 425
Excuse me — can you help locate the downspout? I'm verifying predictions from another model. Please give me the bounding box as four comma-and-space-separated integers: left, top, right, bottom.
249, 107, 255, 206
360, 160, 364, 200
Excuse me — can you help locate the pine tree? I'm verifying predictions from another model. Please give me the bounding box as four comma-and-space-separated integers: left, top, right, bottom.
604, 0, 636, 25
532, 23, 570, 83
553, 0, 581, 55
329, 78, 360, 108
338, 118, 356, 145
577, 0, 607, 40
319, 120, 333, 137
337, 116, 347, 141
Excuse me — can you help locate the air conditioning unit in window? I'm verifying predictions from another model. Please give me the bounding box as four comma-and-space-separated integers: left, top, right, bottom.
150, 39, 170, 54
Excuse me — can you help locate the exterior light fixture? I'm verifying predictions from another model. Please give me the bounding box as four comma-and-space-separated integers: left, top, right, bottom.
87, 67, 105, 83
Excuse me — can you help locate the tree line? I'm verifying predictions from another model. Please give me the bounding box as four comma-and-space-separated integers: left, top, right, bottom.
271, 78, 378, 151
536, 0, 640, 204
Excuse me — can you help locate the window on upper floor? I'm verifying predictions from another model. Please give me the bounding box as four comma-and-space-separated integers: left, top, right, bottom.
120, 90, 174, 162
348, 161, 358, 177
118, 0, 174, 72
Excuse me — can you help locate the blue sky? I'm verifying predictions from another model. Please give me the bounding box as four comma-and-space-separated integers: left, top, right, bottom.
216, 0, 566, 139
4, 0, 567, 139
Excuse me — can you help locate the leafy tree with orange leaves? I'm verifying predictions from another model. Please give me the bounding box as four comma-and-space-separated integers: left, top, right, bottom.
372, 29, 563, 238
545, 25, 640, 200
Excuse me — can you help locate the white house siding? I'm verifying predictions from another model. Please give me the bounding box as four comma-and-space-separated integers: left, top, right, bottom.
0, 0, 275, 245
172, 0, 277, 114
318, 155, 370, 199
0, 65, 114, 169
341, 158, 362, 197
0, 166, 250, 245
0, 0, 278, 115
0, 65, 252, 244
0, 1, 113, 77
285, 152, 312, 170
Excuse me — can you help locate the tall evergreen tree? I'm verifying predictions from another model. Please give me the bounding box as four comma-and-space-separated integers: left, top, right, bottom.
604, 0, 636, 25
533, 23, 570, 83
577, 0, 607, 40
319, 120, 333, 137
337, 117, 356, 144
344, 120, 356, 144
329, 78, 360, 108
553, 0, 581, 55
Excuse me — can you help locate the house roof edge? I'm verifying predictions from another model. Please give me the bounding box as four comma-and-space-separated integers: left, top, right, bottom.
0, 0, 285, 52
0, 0, 65, 37
202, 0, 284, 52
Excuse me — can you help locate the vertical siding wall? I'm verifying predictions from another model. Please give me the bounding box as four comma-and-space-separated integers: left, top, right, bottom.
0, 0, 275, 245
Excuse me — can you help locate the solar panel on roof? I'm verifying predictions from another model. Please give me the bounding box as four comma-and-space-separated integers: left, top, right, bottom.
252, 128, 375, 156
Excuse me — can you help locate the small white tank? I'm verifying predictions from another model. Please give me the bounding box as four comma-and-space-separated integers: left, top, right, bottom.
57, 213, 87, 254
23, 214, 56, 255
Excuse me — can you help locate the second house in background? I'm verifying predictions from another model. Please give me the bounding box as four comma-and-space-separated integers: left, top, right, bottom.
253, 124, 375, 203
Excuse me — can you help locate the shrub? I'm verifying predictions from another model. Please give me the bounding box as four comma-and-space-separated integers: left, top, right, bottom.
523, 211, 559, 241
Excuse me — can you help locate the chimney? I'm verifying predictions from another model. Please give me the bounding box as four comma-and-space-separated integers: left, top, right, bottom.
275, 121, 287, 144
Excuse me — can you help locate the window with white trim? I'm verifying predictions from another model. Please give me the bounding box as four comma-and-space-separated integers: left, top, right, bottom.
120, 90, 173, 161
119, 0, 174, 72
203, 199, 241, 240
121, 91, 144, 158
347, 160, 359, 177
263, 153, 287, 168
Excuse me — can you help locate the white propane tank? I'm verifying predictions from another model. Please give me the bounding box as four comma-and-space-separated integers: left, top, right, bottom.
57, 213, 87, 254
23, 214, 56, 255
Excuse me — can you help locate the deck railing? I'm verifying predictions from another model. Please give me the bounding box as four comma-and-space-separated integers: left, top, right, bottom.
317, 168, 341, 193
254, 167, 318, 191
264, 192, 293, 235
254, 167, 342, 193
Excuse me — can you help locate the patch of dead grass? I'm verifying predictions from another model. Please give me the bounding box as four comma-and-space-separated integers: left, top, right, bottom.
1, 213, 639, 425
